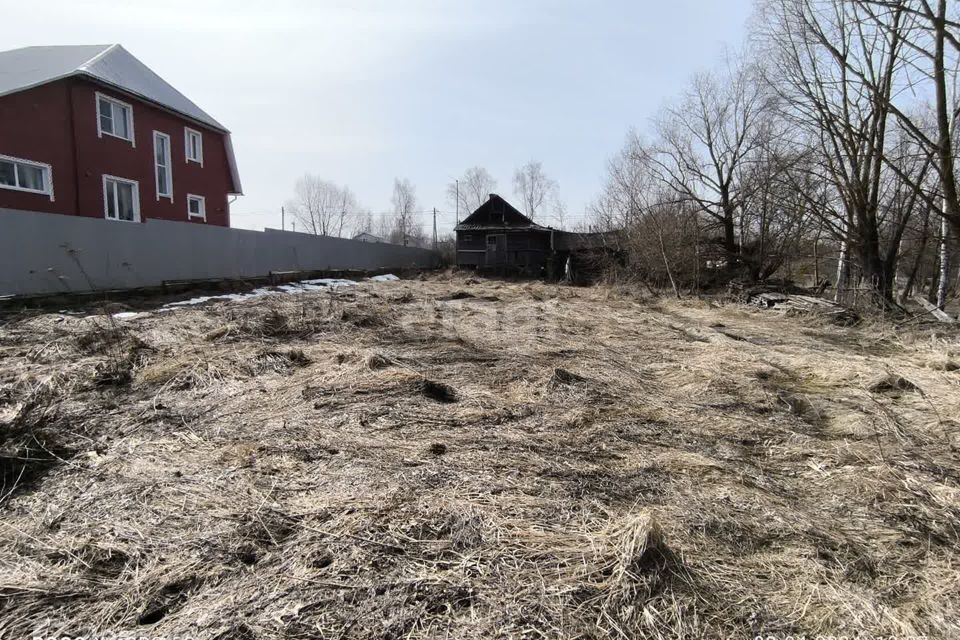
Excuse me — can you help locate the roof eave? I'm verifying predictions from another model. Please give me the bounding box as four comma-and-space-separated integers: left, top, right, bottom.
0, 70, 230, 134
455, 225, 551, 232
0, 71, 76, 102
224, 133, 243, 195
77, 71, 230, 133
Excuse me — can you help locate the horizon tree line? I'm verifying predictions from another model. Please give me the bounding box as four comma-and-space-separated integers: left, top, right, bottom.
284, 161, 570, 248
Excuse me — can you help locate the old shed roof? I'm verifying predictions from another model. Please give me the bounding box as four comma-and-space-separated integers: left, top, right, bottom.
455, 194, 551, 231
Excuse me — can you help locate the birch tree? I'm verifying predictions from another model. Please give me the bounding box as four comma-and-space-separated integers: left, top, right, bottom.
285, 174, 357, 237
390, 178, 422, 246
447, 167, 497, 217
513, 161, 558, 221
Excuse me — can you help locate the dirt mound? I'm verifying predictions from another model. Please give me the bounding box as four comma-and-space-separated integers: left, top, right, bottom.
418, 379, 458, 403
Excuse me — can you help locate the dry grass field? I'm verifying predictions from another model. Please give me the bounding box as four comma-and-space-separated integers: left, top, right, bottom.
1, 274, 959, 639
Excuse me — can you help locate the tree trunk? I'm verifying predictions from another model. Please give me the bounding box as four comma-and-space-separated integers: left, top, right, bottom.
856, 243, 895, 304
813, 220, 823, 286
937, 212, 950, 309
931, 0, 960, 241
722, 201, 738, 265
694, 217, 702, 294
835, 238, 848, 303
656, 226, 681, 300
899, 207, 932, 305
927, 247, 941, 303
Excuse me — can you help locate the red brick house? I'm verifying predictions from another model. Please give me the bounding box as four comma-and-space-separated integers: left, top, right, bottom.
0, 44, 242, 227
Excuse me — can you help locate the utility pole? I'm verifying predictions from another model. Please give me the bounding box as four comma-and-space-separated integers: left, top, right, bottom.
281, 206, 285, 231
432, 207, 438, 250
455, 179, 460, 225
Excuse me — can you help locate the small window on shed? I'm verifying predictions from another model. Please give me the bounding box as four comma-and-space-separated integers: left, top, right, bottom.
462, 234, 473, 242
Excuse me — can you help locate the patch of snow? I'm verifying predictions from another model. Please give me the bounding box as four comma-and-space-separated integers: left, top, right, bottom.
94, 276, 392, 320
164, 294, 240, 308
282, 278, 358, 293
162, 278, 358, 309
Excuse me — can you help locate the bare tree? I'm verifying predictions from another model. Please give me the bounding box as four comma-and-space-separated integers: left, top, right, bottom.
351, 210, 375, 238
850, 0, 960, 239
390, 178, 422, 246
756, 0, 910, 303
646, 57, 775, 261
374, 212, 394, 243
591, 135, 703, 292
737, 140, 820, 281
285, 174, 358, 237
513, 161, 558, 221
447, 167, 497, 218
552, 198, 569, 230
845, 0, 960, 307
589, 132, 650, 232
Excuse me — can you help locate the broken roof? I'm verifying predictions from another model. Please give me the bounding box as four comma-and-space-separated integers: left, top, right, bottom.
0, 44, 242, 194
455, 194, 552, 231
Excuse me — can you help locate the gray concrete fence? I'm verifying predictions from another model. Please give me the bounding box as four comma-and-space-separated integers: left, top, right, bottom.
0, 208, 440, 297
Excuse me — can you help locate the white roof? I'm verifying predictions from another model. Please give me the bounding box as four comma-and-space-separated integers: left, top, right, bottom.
0, 44, 242, 194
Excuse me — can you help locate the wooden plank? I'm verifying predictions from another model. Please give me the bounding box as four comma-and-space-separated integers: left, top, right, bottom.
790, 295, 841, 308
914, 296, 956, 323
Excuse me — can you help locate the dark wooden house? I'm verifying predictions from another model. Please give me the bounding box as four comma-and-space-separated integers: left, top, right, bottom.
455, 194, 552, 274
455, 194, 622, 279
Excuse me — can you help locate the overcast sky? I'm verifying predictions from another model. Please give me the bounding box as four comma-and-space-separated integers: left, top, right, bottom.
4, 0, 754, 235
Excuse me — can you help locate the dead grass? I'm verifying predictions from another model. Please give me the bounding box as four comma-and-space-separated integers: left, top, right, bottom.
0, 274, 959, 638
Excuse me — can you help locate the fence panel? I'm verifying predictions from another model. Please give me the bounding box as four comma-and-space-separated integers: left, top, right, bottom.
0, 208, 439, 296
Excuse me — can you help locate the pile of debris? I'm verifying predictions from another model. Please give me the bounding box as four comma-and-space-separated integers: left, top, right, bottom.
729, 282, 860, 325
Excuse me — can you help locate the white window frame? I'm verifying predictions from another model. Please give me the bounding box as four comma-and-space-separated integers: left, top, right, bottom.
102, 175, 141, 223
95, 92, 135, 146
187, 194, 206, 220
153, 131, 173, 201
184, 127, 203, 166
0, 154, 55, 201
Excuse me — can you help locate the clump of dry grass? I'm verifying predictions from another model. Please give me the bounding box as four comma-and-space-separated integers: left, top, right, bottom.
865, 371, 920, 393
0, 275, 959, 638
365, 352, 393, 370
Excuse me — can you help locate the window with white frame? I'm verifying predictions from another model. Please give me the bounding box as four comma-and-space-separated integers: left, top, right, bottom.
0, 154, 54, 200
187, 194, 206, 220
153, 131, 172, 200
103, 175, 140, 222
184, 128, 203, 165
96, 93, 134, 144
